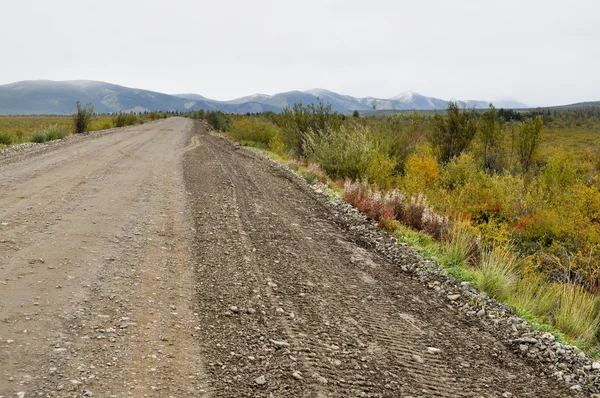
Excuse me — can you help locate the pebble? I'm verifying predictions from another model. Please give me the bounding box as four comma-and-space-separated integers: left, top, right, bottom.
270, 339, 290, 349
412, 354, 425, 364
292, 371, 303, 380
255, 375, 267, 385
312, 373, 328, 384
447, 294, 460, 301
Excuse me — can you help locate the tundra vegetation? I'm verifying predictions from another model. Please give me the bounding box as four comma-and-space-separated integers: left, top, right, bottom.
0, 108, 168, 147
192, 103, 600, 351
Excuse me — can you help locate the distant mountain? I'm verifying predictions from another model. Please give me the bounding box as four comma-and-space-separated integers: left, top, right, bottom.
0, 80, 196, 115
0, 80, 532, 115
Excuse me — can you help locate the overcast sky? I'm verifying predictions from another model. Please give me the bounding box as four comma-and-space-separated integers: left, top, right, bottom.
1, 0, 598, 106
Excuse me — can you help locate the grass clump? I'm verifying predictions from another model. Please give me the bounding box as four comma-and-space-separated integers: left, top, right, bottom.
473, 245, 518, 301
0, 131, 13, 145
114, 113, 139, 128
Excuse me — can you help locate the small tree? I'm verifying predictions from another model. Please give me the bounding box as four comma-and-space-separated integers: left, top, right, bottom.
429, 101, 478, 163
352, 109, 360, 118
516, 116, 543, 172
73, 101, 94, 134
479, 104, 505, 171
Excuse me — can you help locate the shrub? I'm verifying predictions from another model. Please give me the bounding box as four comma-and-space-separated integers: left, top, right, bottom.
228, 118, 282, 148
30, 131, 48, 143
114, 113, 139, 127
0, 132, 13, 145
73, 101, 94, 134
277, 102, 343, 157
44, 124, 68, 141
303, 125, 376, 181
516, 116, 543, 171
429, 101, 478, 163
403, 145, 439, 193
205, 111, 230, 131
478, 104, 505, 171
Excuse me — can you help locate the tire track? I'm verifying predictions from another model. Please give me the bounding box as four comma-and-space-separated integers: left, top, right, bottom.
184, 123, 571, 398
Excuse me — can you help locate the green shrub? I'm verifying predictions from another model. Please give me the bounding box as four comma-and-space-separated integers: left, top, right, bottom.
205, 111, 230, 131
277, 102, 343, 158
228, 118, 281, 148
73, 101, 94, 134
429, 101, 478, 163
44, 124, 68, 141
114, 113, 139, 127
0, 132, 13, 145
30, 131, 48, 143
302, 125, 376, 180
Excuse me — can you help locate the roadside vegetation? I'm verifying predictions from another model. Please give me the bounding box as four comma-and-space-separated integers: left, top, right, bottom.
192, 103, 600, 352
0, 105, 169, 149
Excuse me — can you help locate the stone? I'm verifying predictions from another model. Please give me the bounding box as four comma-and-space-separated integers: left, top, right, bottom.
412, 354, 425, 364
292, 371, 303, 380
255, 375, 267, 385
270, 339, 290, 349
447, 294, 460, 301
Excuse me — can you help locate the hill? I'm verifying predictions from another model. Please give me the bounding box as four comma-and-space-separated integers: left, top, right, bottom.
0, 80, 533, 115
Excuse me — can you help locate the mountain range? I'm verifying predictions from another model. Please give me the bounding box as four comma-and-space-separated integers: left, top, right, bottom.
0, 80, 530, 115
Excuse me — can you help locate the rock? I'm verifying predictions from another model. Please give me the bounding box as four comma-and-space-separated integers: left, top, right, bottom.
427, 347, 441, 354
275, 307, 285, 314
246, 308, 256, 315
412, 354, 425, 364
593, 362, 600, 370
270, 339, 290, 349
312, 373, 328, 385
17, 393, 26, 398
255, 375, 267, 385
292, 371, 303, 380
447, 294, 460, 301
541, 332, 555, 342
229, 306, 239, 313
519, 344, 529, 353
477, 309, 486, 317
513, 337, 538, 345
570, 384, 582, 392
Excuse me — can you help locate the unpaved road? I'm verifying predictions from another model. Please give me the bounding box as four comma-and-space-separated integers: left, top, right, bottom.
0, 118, 570, 397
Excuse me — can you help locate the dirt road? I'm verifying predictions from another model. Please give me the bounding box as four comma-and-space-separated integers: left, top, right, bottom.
0, 118, 570, 397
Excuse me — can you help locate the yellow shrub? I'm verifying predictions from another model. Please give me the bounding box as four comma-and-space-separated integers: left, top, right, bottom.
366, 154, 397, 190
403, 145, 439, 193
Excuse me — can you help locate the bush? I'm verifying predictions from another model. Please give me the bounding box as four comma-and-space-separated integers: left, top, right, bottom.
228, 118, 282, 148
429, 101, 478, 163
277, 102, 343, 157
44, 124, 68, 141
114, 113, 139, 128
30, 131, 48, 143
0, 132, 13, 145
516, 116, 543, 171
205, 111, 230, 131
303, 125, 376, 181
73, 101, 94, 134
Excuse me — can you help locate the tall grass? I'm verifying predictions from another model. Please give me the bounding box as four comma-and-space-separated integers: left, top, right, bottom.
473, 245, 518, 301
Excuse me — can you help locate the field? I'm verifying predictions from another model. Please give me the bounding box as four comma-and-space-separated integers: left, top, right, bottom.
193, 105, 600, 352
0, 112, 168, 148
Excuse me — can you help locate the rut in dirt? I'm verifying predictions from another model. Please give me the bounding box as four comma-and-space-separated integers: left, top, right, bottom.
183, 121, 568, 398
